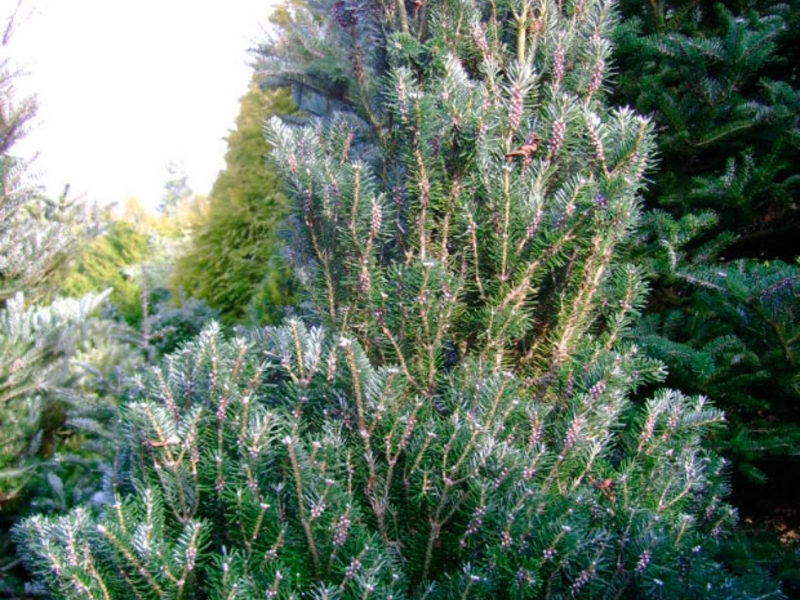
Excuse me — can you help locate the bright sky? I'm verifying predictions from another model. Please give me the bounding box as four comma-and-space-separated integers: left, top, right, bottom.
4, 0, 279, 210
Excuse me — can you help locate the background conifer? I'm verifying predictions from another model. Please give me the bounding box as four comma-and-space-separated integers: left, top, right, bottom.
613, 0, 800, 490
173, 85, 298, 325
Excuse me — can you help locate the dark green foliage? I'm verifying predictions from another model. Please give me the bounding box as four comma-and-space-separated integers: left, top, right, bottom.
173, 86, 299, 325
615, 1, 799, 236
637, 258, 800, 482
614, 0, 800, 489
147, 293, 220, 356
613, 5, 799, 586
720, 526, 800, 598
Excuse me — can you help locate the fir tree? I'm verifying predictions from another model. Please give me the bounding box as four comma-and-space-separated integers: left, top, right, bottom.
613, 0, 800, 484
15, 0, 780, 597
0, 15, 85, 306
614, 0, 799, 240
635, 252, 800, 483
0, 1, 121, 512
0, 289, 142, 595
0, 292, 110, 505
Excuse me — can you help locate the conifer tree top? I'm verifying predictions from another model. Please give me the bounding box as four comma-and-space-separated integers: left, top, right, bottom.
258, 0, 657, 382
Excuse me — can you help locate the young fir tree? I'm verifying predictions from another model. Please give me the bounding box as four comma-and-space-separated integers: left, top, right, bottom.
15, 0, 779, 597
614, 0, 799, 237
634, 254, 800, 484
0, 291, 110, 506
0, 289, 144, 596
0, 9, 145, 594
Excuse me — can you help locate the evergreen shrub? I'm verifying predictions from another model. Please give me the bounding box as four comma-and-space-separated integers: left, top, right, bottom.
15, 0, 781, 597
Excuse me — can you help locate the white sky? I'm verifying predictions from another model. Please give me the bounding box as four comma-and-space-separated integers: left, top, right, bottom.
4, 0, 279, 210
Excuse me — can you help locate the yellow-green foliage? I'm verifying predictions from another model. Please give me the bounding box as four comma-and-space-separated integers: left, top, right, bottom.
62, 220, 151, 324
172, 85, 297, 324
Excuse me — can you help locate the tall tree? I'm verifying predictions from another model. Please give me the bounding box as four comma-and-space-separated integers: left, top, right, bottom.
62, 218, 152, 324
173, 84, 297, 324
0, 12, 143, 593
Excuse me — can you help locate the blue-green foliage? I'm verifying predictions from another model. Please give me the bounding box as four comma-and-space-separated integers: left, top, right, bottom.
13, 0, 783, 596
15, 323, 773, 598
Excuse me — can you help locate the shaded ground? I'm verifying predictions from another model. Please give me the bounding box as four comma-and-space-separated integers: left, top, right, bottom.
731, 458, 800, 598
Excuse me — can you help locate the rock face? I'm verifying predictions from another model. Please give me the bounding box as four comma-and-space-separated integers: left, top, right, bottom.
259, 76, 348, 118
291, 83, 348, 116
